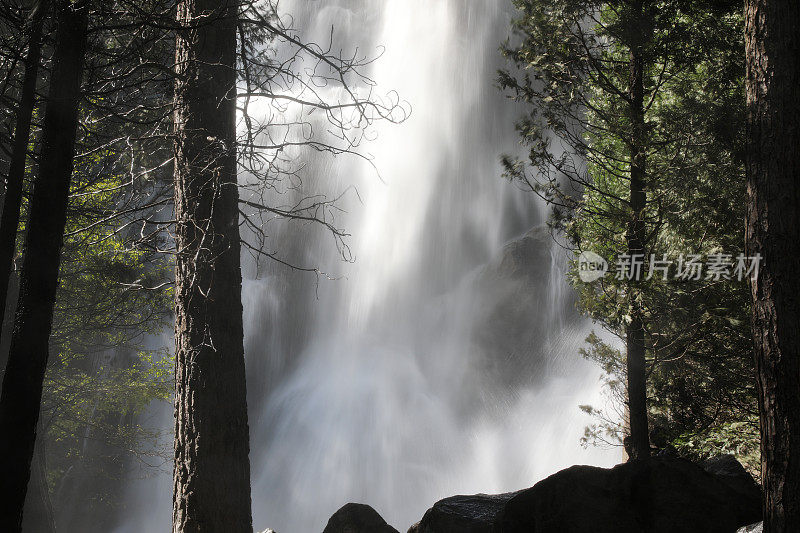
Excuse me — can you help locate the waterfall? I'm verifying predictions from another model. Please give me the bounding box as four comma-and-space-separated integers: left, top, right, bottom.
115, 1, 617, 532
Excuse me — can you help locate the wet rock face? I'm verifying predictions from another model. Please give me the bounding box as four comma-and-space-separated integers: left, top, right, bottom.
322, 502, 400, 533
410, 456, 761, 533
412, 492, 519, 533
471, 226, 574, 389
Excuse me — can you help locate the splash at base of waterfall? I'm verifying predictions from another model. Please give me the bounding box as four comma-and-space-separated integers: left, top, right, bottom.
115, 1, 619, 532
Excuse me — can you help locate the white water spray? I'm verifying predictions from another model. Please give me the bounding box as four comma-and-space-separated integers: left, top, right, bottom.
117, 2, 617, 531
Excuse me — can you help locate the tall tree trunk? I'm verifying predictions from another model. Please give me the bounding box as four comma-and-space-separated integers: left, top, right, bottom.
745, 1, 800, 531
0, 0, 49, 343
172, 0, 252, 531
22, 426, 55, 533
0, 1, 88, 530
625, 0, 650, 461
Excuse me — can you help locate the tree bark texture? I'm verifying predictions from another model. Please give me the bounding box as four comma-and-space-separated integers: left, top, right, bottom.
745, 1, 800, 531
172, 0, 252, 531
625, 0, 651, 461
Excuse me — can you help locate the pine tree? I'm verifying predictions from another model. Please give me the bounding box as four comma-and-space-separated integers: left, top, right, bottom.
172, 0, 252, 529
500, 0, 753, 461
0, 0, 49, 332
0, 0, 89, 529
745, 0, 800, 530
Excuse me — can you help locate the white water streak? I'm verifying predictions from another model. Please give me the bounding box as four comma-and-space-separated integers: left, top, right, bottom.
116, 2, 618, 532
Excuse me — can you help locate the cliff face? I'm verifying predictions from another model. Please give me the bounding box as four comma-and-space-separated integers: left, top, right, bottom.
469, 226, 579, 390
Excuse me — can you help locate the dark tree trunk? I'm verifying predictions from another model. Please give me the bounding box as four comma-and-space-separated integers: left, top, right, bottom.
0, 1, 88, 530
745, 1, 800, 531
624, 0, 651, 461
22, 428, 55, 533
0, 0, 49, 342
172, 0, 252, 531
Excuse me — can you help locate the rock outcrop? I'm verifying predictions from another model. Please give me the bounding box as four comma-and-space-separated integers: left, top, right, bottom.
703, 454, 761, 509
471, 226, 575, 389
322, 502, 399, 533
411, 456, 761, 533
499, 456, 760, 532
410, 492, 519, 533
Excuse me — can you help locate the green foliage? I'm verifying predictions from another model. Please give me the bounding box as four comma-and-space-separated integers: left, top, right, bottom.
578, 332, 627, 448
10, 91, 175, 511
19, 7, 178, 517
502, 0, 757, 463
671, 420, 760, 479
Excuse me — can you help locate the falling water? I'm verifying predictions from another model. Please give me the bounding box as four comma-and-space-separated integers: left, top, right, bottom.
116, 1, 617, 532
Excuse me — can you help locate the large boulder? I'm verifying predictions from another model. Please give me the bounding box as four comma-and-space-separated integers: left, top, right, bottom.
322, 503, 399, 533
703, 454, 761, 509
412, 492, 519, 533
498, 456, 761, 532
411, 456, 760, 533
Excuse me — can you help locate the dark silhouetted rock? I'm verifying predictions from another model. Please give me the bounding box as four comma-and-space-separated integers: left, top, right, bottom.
413, 492, 519, 533
323, 503, 399, 533
737, 523, 763, 533
410, 456, 760, 533
703, 454, 761, 508
498, 457, 761, 532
